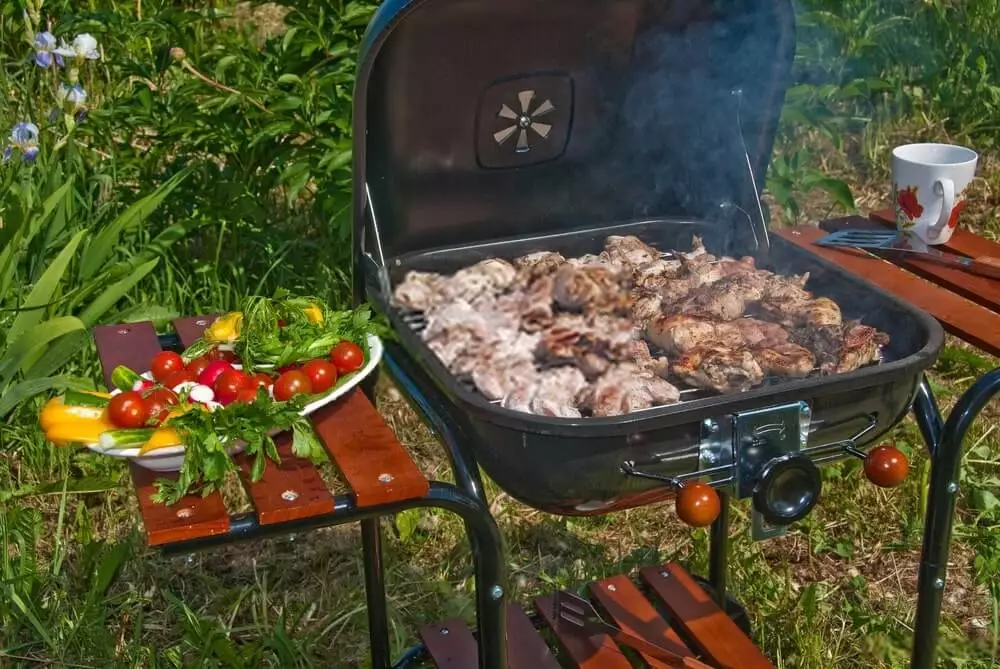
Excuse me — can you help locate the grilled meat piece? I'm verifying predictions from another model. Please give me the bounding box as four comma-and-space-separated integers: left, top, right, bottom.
393, 271, 448, 311
631, 290, 663, 325
577, 363, 681, 416
518, 275, 556, 332
754, 342, 815, 378
671, 271, 769, 320
602, 235, 662, 269
502, 366, 587, 418
552, 263, 628, 313
735, 318, 790, 348
539, 313, 638, 378
512, 251, 566, 288
791, 321, 888, 375
672, 345, 765, 394
646, 314, 742, 354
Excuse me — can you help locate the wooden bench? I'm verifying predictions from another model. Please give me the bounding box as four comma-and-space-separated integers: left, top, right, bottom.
775, 209, 1000, 357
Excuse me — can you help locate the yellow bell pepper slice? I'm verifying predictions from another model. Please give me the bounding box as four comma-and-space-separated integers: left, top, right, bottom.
204, 311, 243, 343
40, 397, 106, 432
45, 416, 117, 446
139, 428, 183, 455
303, 305, 324, 324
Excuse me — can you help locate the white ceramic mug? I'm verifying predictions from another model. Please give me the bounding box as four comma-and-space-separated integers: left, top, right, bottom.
892, 143, 978, 245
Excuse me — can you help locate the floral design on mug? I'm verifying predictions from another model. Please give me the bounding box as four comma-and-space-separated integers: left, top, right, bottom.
947, 198, 966, 230
895, 184, 923, 221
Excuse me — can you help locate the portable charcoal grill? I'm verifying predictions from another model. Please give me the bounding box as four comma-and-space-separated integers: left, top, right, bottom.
351, 0, 943, 520
345, 0, 969, 666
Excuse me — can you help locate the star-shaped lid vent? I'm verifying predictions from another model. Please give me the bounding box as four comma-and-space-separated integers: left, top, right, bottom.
492, 89, 555, 153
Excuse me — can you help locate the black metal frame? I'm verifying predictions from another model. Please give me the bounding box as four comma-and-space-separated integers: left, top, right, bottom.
384, 334, 1000, 669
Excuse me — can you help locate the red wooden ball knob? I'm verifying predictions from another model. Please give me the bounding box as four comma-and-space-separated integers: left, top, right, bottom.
676, 482, 721, 527
864, 445, 909, 488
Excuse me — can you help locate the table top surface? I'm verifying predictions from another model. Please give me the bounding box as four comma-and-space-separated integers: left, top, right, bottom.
776, 209, 1000, 359
92, 316, 429, 547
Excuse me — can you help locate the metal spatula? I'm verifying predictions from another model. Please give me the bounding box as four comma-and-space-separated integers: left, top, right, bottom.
815, 228, 1000, 280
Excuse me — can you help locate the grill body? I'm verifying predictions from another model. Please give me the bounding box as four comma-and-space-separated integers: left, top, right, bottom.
366, 219, 943, 514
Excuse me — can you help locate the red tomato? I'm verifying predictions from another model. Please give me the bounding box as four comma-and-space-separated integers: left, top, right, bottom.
273, 370, 312, 401
143, 388, 179, 424
186, 356, 213, 378
214, 369, 250, 404
197, 361, 233, 388
247, 372, 274, 391
301, 359, 338, 393
108, 391, 150, 428
150, 351, 184, 382
330, 341, 364, 373
234, 387, 260, 404
277, 363, 299, 375
162, 369, 197, 389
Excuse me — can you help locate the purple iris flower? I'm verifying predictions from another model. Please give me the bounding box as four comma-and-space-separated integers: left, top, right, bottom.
34, 32, 63, 68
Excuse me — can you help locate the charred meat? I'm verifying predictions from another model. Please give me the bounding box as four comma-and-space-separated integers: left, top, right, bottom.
391, 233, 889, 417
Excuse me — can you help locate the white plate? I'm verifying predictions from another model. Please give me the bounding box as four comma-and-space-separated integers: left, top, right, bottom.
86, 334, 383, 472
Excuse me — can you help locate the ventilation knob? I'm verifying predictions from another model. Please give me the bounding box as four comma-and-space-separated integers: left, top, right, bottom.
863, 444, 909, 488
676, 482, 721, 527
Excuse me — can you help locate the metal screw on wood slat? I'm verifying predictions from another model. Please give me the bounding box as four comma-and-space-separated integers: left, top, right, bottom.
282, 490, 299, 502
378, 473, 394, 484
176, 507, 193, 519
195, 319, 208, 326
659, 570, 669, 578
117, 327, 130, 335
439, 627, 450, 635
607, 584, 616, 592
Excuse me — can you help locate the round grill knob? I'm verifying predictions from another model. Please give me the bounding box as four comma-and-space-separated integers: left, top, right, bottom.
676, 482, 721, 527
864, 444, 909, 488
752, 454, 821, 526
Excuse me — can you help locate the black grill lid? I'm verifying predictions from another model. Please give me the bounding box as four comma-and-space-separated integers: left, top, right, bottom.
352, 0, 796, 264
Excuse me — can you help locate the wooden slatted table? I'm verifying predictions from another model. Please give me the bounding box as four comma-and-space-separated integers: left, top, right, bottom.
775, 209, 1000, 357
92, 315, 429, 546
420, 562, 773, 669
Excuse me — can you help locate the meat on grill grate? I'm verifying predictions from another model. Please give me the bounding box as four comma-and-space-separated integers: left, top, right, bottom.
392, 233, 889, 417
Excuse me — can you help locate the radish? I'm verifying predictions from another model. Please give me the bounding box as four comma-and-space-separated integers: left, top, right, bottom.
171, 381, 198, 395
197, 360, 232, 387
132, 379, 155, 392
188, 384, 215, 404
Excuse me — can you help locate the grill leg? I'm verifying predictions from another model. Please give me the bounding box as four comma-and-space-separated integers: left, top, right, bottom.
362, 518, 392, 669
910, 369, 1000, 669
709, 490, 730, 607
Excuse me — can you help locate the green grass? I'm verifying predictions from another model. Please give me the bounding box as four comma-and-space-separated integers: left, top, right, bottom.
1, 0, 1000, 667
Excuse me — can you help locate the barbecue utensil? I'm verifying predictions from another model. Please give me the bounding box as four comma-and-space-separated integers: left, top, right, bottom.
815, 228, 1000, 280
552, 590, 713, 668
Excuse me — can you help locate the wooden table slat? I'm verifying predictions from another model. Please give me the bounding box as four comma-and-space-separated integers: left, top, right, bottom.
93, 321, 163, 387
129, 463, 231, 546
818, 215, 1000, 313
870, 208, 1000, 259
775, 226, 1000, 357
312, 391, 429, 507
94, 321, 230, 546
534, 593, 633, 669
232, 435, 335, 525
588, 573, 692, 668
420, 605, 559, 669
640, 564, 774, 669
171, 315, 217, 349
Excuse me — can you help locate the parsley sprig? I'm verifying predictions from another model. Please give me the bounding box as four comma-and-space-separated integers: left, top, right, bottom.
151, 391, 323, 505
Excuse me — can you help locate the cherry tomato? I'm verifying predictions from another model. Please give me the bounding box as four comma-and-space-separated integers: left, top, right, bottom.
301, 359, 338, 393
247, 372, 274, 391
143, 388, 179, 425
108, 391, 150, 429
330, 341, 364, 373
186, 356, 213, 378
162, 370, 197, 389
150, 351, 185, 382
197, 361, 233, 388
214, 369, 250, 404
864, 444, 909, 488
273, 370, 312, 401
234, 387, 261, 404
277, 364, 299, 375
